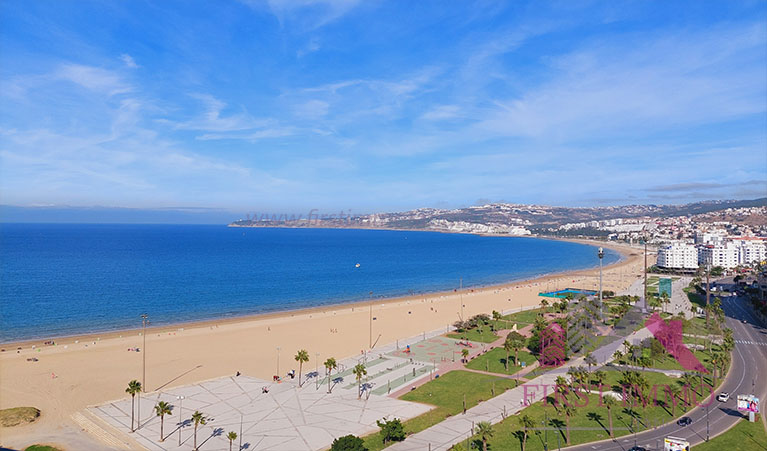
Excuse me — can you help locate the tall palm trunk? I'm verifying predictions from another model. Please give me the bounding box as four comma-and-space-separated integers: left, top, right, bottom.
298, 361, 303, 387
607, 407, 613, 437
327, 369, 332, 393
130, 394, 135, 432
566, 414, 570, 444
482, 438, 487, 451
522, 429, 527, 451
194, 423, 198, 450
160, 415, 164, 441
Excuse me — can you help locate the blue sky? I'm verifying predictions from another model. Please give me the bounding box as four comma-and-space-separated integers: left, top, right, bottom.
1, 0, 766, 217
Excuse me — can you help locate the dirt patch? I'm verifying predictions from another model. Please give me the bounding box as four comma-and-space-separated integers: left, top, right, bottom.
0, 406, 41, 427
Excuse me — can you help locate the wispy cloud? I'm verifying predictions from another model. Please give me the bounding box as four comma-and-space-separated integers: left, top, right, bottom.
55, 63, 132, 96
120, 54, 139, 68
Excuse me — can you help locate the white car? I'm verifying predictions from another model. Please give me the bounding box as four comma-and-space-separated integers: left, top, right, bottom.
717, 392, 730, 402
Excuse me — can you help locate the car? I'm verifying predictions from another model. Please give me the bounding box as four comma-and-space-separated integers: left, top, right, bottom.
677, 416, 692, 426
742, 319, 748, 323
717, 393, 730, 402
628, 447, 646, 451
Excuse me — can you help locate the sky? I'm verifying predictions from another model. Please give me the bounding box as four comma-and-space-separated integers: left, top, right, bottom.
1, 0, 766, 220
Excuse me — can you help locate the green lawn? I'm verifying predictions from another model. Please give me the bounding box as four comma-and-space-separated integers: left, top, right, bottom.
479, 391, 680, 451
25, 446, 63, 451
447, 328, 499, 343
465, 347, 536, 375
693, 417, 767, 450
362, 370, 517, 451
0, 406, 40, 427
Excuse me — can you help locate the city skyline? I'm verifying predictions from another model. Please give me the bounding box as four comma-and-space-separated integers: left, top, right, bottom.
1, 1, 765, 215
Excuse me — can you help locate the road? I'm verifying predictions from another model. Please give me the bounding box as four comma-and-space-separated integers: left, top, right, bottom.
566, 291, 767, 450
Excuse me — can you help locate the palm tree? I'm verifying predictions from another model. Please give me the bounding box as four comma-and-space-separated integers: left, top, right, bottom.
227, 431, 238, 451
593, 370, 607, 390
474, 421, 494, 451
324, 357, 337, 393
540, 299, 549, 314
667, 384, 681, 416
612, 350, 623, 364
353, 363, 367, 399
294, 349, 309, 387
519, 414, 536, 451
503, 337, 514, 371
191, 411, 207, 451
560, 403, 576, 445
507, 331, 526, 370
154, 401, 172, 442
603, 395, 617, 437
584, 352, 597, 375
125, 380, 142, 432
461, 348, 469, 363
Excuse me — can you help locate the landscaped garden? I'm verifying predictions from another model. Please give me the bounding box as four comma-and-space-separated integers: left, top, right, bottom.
465, 347, 536, 376
362, 370, 518, 450
692, 417, 767, 451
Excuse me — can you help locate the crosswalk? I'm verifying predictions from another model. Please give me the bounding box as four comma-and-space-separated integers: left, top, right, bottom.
735, 339, 767, 346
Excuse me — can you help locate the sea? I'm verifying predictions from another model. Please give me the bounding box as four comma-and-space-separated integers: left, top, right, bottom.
0, 224, 620, 342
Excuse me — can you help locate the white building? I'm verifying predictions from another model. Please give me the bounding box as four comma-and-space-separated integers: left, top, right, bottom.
733, 239, 767, 265
657, 242, 699, 270
694, 229, 727, 245
698, 243, 739, 269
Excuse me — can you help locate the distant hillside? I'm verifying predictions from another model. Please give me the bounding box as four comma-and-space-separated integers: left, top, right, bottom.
230, 198, 767, 232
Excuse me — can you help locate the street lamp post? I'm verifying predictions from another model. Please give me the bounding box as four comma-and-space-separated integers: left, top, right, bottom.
598, 247, 604, 321
141, 314, 148, 391
276, 347, 281, 379
706, 403, 710, 441
543, 409, 548, 451
177, 395, 185, 446
316, 352, 320, 389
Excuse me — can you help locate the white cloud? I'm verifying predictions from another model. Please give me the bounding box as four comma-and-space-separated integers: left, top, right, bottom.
55, 64, 132, 96
171, 93, 269, 132
120, 54, 139, 68
421, 105, 461, 121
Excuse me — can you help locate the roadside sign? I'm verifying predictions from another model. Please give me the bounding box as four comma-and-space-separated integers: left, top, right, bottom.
737, 394, 760, 413
664, 436, 690, 451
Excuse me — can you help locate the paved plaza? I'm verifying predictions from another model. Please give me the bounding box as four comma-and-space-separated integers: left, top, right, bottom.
89, 374, 431, 451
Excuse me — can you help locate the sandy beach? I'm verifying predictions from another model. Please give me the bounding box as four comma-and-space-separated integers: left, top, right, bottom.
0, 239, 650, 449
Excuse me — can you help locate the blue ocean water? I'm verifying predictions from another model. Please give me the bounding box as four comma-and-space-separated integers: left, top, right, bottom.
0, 224, 620, 342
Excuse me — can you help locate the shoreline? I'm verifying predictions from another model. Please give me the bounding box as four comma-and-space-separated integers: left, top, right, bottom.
0, 236, 631, 348
0, 237, 648, 450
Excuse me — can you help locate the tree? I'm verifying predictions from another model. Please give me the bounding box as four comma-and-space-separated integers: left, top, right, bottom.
330, 435, 368, 451
667, 384, 681, 416
191, 411, 207, 451
540, 299, 549, 314
295, 349, 309, 387
353, 363, 367, 399
376, 418, 406, 444
560, 401, 576, 444
461, 348, 469, 363
603, 395, 617, 437
507, 331, 526, 370
503, 337, 514, 371
519, 414, 536, 451
154, 401, 172, 442
612, 350, 623, 364
593, 370, 607, 390
584, 352, 597, 375
227, 431, 238, 451
125, 380, 142, 432
474, 421, 494, 451
324, 357, 338, 393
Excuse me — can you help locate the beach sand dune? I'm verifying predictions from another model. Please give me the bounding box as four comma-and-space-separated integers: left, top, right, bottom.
0, 240, 650, 449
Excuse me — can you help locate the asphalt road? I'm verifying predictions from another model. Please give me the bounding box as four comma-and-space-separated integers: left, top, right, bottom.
566, 291, 767, 451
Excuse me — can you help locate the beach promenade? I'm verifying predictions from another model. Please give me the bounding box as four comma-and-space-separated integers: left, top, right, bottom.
0, 241, 648, 450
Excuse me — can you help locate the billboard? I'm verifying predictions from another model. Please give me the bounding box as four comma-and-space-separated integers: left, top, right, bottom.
737, 394, 760, 413
664, 437, 690, 451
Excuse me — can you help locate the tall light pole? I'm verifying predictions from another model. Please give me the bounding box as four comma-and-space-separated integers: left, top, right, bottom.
276, 347, 281, 378
598, 247, 604, 321
369, 291, 373, 349
706, 403, 710, 441
177, 395, 185, 446
459, 278, 464, 321
141, 313, 148, 392
315, 352, 320, 389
